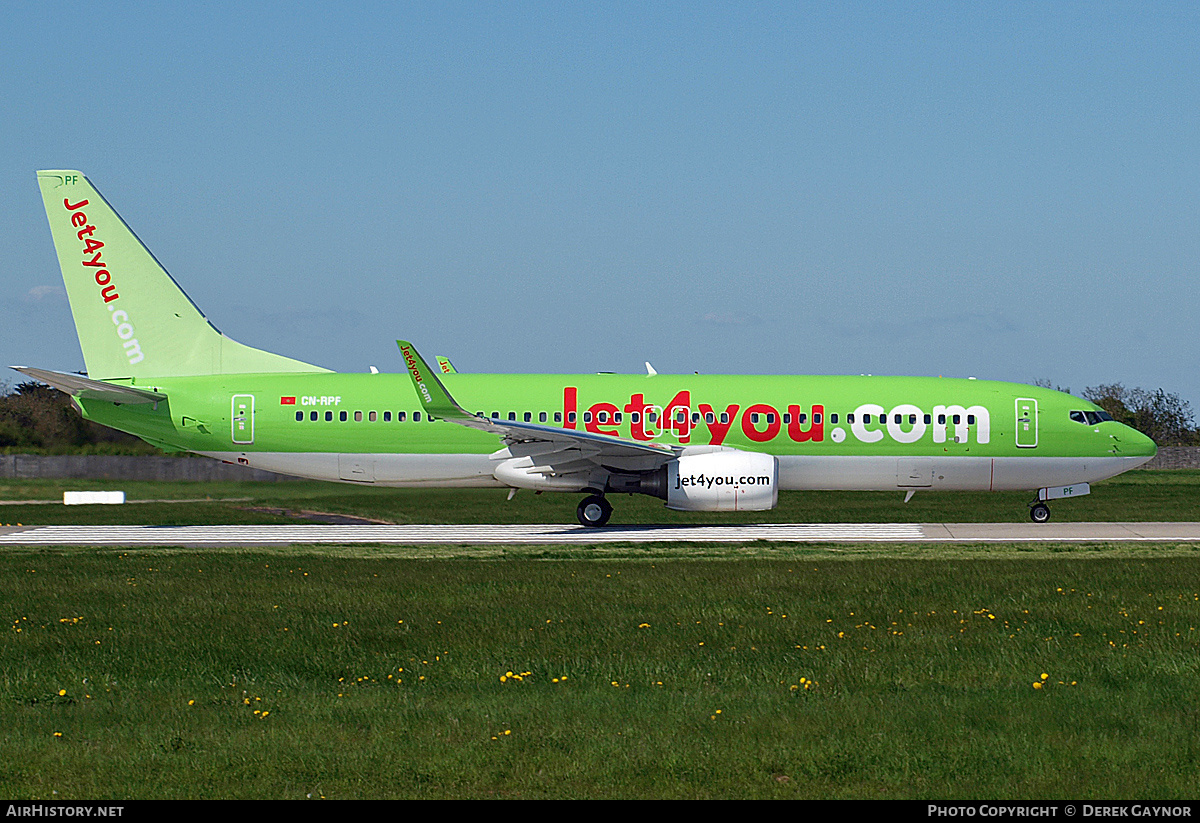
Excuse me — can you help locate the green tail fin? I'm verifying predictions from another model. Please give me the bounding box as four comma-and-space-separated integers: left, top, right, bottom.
36, 171, 329, 379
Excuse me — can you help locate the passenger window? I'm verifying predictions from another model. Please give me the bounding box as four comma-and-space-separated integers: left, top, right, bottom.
847, 414, 855, 424
340, 411, 348, 422
568, 412, 576, 423
952, 415, 961, 424
383, 411, 391, 422
414, 412, 421, 422
524, 412, 532, 422
369, 411, 377, 422
751, 413, 760, 424
583, 412, 593, 423
923, 414, 931, 424
507, 412, 516, 421
354, 411, 363, 422
295, 411, 303, 421
310, 411, 318, 421
720, 412, 728, 424
706, 412, 715, 424
539, 412, 547, 423
325, 411, 333, 421
554, 412, 562, 423
398, 411, 406, 422
967, 415, 975, 425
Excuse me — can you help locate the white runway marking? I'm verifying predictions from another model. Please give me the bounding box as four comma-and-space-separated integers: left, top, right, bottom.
1, 523, 1199, 546
0, 523, 923, 545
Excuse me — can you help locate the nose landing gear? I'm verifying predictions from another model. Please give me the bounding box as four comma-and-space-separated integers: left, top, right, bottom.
1028, 483, 1089, 523
1029, 502, 1051, 523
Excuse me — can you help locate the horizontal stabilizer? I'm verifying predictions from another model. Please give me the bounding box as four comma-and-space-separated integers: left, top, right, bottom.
11, 366, 165, 405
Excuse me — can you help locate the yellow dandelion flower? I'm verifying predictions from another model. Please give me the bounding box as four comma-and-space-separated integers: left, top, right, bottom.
1032, 682, 1043, 689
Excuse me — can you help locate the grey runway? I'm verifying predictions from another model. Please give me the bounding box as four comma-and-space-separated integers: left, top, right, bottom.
1, 522, 1199, 546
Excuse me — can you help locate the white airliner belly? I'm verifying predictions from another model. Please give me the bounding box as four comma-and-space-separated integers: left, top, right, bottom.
202, 451, 1153, 492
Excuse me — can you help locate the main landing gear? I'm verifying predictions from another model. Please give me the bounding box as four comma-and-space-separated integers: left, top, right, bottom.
577, 494, 613, 528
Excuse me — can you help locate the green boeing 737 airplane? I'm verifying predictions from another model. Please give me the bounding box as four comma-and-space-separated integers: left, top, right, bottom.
18, 170, 1157, 527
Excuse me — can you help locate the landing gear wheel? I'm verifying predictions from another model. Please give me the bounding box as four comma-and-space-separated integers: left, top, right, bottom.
1029, 503, 1051, 524
577, 495, 613, 528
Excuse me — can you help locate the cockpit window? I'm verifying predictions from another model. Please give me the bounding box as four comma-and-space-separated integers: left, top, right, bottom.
1072, 410, 1115, 425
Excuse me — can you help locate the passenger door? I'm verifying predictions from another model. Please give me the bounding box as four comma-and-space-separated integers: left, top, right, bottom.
232, 394, 255, 445
1015, 398, 1038, 448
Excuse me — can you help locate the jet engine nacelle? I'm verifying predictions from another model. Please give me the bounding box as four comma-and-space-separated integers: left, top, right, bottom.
665, 451, 778, 512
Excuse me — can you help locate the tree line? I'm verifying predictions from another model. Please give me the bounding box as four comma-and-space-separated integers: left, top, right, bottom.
2, 377, 1197, 453
0, 381, 158, 454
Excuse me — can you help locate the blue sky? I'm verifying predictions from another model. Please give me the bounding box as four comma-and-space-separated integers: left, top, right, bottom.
3, 2, 1198, 409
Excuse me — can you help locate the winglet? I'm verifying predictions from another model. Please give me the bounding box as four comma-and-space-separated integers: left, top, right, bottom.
435, 356, 458, 374
397, 340, 471, 420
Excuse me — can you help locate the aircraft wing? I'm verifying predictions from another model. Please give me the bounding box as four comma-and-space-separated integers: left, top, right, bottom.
11, 367, 166, 405
396, 341, 677, 462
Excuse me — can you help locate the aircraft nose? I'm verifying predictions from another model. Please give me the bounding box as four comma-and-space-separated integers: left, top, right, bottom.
1120, 425, 1158, 461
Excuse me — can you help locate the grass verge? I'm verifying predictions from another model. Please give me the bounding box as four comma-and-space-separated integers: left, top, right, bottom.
3, 551, 1199, 799
1, 469, 1198, 526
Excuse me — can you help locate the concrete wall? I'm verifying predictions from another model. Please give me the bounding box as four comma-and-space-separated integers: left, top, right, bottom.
0, 454, 301, 482
1141, 447, 1200, 470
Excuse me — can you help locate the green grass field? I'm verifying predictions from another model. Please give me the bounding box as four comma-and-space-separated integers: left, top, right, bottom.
3, 553, 1199, 799
2, 469, 1198, 526
2, 471, 1199, 799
